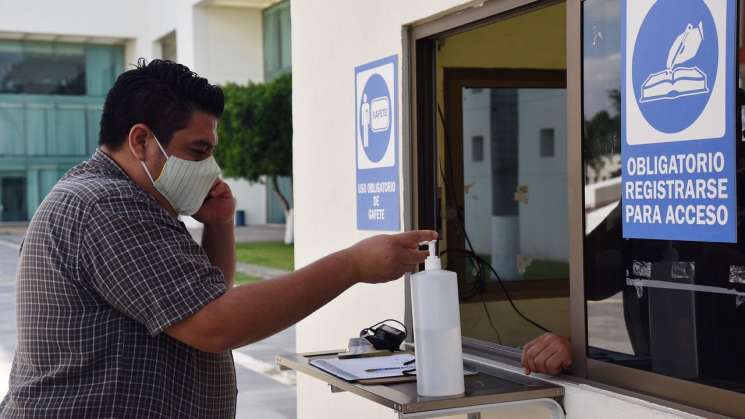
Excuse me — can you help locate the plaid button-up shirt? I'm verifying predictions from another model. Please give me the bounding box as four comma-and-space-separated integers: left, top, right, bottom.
0, 150, 236, 418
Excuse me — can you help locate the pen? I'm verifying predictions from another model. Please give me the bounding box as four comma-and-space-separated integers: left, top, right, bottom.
365, 359, 415, 373
365, 366, 411, 373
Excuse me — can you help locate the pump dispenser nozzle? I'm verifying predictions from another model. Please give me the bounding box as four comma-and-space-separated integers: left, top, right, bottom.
422, 240, 441, 270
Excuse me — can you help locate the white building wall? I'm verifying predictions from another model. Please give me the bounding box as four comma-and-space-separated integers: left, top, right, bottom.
292, 0, 467, 417
462, 89, 493, 254
0, 0, 270, 225
194, 5, 265, 85
228, 177, 267, 225
140, 0, 202, 68
292, 1, 702, 418
0, 0, 203, 71
189, 4, 268, 224
0, 0, 147, 40
0, 0, 264, 93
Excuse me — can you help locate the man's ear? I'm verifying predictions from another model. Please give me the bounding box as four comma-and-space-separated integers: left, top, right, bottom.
127, 124, 152, 161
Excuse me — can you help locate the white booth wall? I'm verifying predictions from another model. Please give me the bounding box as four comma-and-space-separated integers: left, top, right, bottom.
291, 0, 703, 418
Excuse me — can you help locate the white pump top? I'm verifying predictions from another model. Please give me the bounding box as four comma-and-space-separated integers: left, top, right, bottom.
422, 240, 441, 270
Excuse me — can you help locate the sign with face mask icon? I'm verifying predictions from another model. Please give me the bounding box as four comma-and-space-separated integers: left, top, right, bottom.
355, 55, 400, 231
621, 0, 737, 243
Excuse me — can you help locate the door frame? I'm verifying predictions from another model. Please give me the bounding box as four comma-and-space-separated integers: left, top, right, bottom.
0, 172, 28, 222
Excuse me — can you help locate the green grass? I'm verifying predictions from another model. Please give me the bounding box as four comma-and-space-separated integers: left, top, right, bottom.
234, 272, 263, 286
523, 259, 569, 280
235, 241, 294, 271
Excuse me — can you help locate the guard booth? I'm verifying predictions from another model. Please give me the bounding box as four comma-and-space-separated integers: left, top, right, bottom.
290, 0, 745, 418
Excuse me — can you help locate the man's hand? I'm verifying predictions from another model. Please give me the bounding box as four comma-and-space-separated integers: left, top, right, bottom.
521, 333, 572, 376
194, 179, 236, 287
347, 230, 438, 284
167, 229, 438, 352
193, 179, 235, 225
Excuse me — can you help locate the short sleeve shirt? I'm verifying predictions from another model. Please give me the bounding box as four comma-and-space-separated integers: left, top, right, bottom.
0, 150, 236, 418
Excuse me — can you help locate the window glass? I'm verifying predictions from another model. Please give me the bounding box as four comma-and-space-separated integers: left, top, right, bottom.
540, 129, 554, 158
263, 0, 291, 81
1, 177, 26, 222
279, 3, 291, 70
432, 2, 570, 348
0, 41, 85, 95
472, 135, 484, 162
263, 7, 280, 78
160, 32, 177, 62
85, 44, 123, 97
583, 0, 745, 394
462, 87, 568, 283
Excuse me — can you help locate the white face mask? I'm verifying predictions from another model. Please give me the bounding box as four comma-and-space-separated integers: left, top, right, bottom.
139, 136, 222, 216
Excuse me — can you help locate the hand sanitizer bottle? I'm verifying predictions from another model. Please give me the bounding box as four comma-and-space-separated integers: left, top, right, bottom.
410, 240, 465, 397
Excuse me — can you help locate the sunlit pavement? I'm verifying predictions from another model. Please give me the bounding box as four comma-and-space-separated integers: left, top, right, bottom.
0, 235, 297, 419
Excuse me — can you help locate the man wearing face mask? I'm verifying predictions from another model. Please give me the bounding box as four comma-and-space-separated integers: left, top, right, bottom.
0, 59, 436, 418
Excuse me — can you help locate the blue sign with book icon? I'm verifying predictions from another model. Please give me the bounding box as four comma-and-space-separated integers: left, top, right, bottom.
622, 0, 737, 243
355, 55, 400, 231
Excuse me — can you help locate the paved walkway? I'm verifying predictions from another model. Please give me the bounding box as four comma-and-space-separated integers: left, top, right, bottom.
0, 235, 296, 419
189, 223, 286, 244
2, 222, 287, 245
236, 261, 289, 279
0, 224, 26, 237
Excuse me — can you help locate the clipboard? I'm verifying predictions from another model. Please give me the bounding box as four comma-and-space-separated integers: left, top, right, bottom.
357, 375, 418, 385
310, 353, 415, 382
309, 352, 478, 384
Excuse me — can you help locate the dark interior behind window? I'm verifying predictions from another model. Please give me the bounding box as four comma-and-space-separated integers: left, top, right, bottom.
582, 0, 745, 396
0, 41, 85, 95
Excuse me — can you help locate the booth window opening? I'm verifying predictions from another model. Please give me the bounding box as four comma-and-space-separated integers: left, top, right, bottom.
413, 0, 572, 352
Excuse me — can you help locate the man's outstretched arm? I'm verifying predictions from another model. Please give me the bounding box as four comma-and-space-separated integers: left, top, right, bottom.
166, 230, 436, 353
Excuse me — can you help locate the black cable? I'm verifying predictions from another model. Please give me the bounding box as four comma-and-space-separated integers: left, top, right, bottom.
480, 288, 504, 344
434, 103, 550, 336
435, 103, 481, 279
435, 104, 502, 341
446, 251, 485, 300
439, 248, 501, 343
436, 105, 479, 264
445, 248, 551, 334
447, 252, 500, 344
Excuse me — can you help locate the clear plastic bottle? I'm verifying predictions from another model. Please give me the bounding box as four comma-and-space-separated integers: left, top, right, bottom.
410, 240, 465, 397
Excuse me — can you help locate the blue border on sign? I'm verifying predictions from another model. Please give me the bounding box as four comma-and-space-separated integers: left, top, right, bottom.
620, 0, 738, 243
354, 54, 400, 231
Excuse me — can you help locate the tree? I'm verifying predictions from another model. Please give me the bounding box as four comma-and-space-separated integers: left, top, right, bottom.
583, 88, 621, 183
215, 73, 293, 243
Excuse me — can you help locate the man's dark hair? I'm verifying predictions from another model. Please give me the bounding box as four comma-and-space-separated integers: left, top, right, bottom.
99, 58, 224, 149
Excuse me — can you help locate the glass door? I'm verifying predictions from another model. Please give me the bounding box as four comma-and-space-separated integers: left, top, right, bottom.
1, 176, 27, 221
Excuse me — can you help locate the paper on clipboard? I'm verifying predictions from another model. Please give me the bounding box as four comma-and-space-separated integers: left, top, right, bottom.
310, 353, 415, 381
